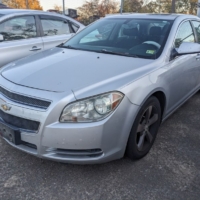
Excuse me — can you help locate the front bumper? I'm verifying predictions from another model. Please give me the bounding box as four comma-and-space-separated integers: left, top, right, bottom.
0, 79, 139, 164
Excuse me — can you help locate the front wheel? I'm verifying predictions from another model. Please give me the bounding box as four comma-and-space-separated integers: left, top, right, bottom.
126, 96, 161, 160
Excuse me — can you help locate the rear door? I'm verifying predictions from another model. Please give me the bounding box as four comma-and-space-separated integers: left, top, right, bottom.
0, 15, 43, 67
38, 15, 75, 50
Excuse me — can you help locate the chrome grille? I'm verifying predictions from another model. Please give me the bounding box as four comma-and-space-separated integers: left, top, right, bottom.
0, 86, 51, 109
0, 109, 40, 132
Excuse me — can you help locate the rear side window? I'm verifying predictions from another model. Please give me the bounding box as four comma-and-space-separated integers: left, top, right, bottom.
175, 21, 195, 48
191, 21, 200, 43
40, 17, 72, 36
0, 16, 37, 41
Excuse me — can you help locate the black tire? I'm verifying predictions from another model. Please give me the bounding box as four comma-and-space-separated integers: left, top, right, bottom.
126, 96, 162, 160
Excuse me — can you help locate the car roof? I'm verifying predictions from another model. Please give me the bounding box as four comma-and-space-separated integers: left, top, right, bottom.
105, 13, 199, 20
0, 9, 43, 15
0, 9, 69, 18
0, 9, 85, 27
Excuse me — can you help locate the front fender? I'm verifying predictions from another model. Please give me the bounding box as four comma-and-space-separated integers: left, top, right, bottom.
120, 67, 170, 117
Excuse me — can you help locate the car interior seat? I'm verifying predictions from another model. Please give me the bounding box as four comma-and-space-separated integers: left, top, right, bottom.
147, 26, 162, 44
117, 27, 141, 49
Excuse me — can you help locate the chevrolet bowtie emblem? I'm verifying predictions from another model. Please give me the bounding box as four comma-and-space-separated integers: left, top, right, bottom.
1, 104, 11, 111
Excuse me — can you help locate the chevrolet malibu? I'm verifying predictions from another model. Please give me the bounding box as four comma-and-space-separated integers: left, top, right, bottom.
0, 14, 200, 164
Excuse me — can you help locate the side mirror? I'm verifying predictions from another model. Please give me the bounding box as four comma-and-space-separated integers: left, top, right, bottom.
0, 34, 4, 42
172, 42, 200, 58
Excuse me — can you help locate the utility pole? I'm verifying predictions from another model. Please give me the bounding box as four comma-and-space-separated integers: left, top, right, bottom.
63, 0, 65, 15
106, 0, 109, 14
26, 0, 28, 9
159, 0, 161, 13
171, 0, 175, 13
120, 0, 124, 14
198, 0, 200, 17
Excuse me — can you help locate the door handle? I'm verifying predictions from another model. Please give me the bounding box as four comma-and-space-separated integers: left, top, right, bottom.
30, 46, 42, 51
196, 56, 200, 60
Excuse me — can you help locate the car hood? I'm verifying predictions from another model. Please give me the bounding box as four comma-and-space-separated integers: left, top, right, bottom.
1, 47, 155, 97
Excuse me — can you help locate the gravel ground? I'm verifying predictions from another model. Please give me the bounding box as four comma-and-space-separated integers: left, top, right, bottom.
0, 93, 200, 200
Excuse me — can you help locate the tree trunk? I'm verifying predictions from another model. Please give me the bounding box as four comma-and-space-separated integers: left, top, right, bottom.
26, 0, 29, 9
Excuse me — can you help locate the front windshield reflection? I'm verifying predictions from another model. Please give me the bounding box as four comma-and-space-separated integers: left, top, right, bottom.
62, 18, 173, 59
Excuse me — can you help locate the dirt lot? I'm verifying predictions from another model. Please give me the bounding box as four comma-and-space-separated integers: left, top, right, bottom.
0, 92, 199, 200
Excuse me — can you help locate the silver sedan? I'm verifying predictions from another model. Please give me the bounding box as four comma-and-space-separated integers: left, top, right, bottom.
0, 9, 85, 67
0, 14, 200, 164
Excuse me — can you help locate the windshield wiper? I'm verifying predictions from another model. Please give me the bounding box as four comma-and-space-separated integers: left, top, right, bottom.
100, 49, 138, 58
59, 45, 95, 52
59, 45, 79, 50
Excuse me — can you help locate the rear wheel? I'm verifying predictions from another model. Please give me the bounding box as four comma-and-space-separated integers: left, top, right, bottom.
126, 96, 161, 160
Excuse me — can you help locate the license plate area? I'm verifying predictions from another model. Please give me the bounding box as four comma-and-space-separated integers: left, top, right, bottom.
0, 122, 21, 145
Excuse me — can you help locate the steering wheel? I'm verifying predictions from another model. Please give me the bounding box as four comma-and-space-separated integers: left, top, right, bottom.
142, 41, 161, 49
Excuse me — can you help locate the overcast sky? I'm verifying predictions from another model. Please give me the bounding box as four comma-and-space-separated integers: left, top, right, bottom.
40, 0, 121, 11
40, 0, 87, 11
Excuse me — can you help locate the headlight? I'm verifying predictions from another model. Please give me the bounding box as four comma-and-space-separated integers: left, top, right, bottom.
60, 92, 124, 123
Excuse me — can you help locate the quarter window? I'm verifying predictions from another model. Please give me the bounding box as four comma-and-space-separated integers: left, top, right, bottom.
40, 18, 71, 36
0, 16, 37, 41
71, 23, 79, 32
175, 21, 195, 48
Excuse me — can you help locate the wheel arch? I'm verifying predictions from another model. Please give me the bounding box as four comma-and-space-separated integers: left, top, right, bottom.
125, 89, 165, 159
140, 89, 167, 120
152, 91, 166, 119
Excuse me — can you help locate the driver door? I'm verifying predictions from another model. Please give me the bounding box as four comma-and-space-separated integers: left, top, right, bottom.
0, 15, 43, 68
166, 20, 200, 114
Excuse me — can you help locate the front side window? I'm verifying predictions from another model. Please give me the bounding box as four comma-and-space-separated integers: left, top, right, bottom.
0, 16, 37, 41
62, 18, 173, 59
175, 21, 195, 48
191, 21, 200, 43
40, 17, 72, 36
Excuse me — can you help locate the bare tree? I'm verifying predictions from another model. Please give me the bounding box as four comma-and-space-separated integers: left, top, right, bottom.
142, 0, 197, 14
53, 4, 63, 11
123, 0, 143, 13
78, 0, 119, 25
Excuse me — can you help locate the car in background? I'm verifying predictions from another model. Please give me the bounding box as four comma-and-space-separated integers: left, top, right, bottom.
0, 9, 85, 67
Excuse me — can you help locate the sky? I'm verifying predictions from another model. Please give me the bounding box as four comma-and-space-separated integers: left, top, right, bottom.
40, 0, 87, 11
40, 0, 122, 11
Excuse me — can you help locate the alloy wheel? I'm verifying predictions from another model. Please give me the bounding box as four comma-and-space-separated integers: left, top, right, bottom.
136, 105, 159, 152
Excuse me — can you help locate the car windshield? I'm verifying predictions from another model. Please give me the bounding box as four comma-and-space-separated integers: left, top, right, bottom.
62, 18, 173, 59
